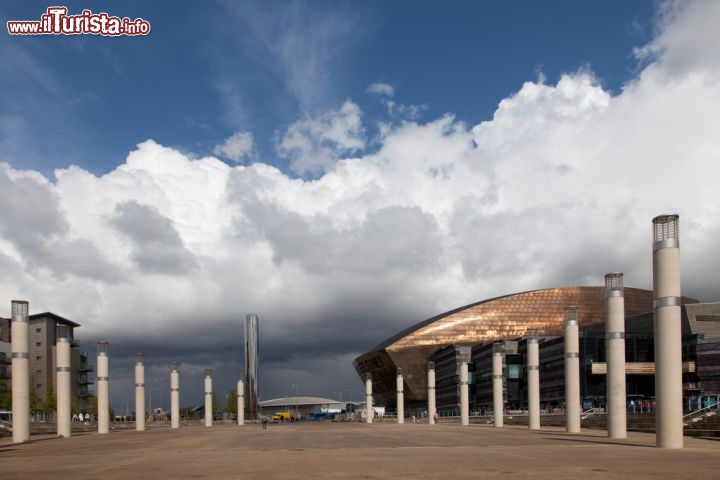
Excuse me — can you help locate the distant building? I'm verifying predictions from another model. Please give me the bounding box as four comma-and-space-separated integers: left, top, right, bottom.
0, 312, 94, 413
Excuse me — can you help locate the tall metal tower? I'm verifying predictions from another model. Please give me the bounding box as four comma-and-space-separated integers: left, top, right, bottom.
244, 313, 259, 419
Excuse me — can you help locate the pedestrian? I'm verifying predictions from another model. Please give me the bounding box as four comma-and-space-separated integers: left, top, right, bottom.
262, 416, 268, 429
433, 412, 438, 424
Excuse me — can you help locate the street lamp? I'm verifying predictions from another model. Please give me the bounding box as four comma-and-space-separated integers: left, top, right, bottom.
343, 388, 352, 404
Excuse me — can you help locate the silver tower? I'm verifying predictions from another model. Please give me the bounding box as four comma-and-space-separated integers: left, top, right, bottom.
244, 313, 259, 419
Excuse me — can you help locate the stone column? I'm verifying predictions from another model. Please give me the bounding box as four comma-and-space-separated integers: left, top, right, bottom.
204, 369, 213, 427
135, 354, 145, 431
169, 362, 180, 429
56, 326, 72, 438
527, 330, 540, 430
460, 362, 469, 425
97, 342, 109, 434
237, 378, 245, 426
396, 368, 404, 424
427, 362, 436, 425
653, 214, 683, 448
493, 343, 504, 428
365, 373, 373, 424
606, 273, 627, 439
11, 300, 30, 444
564, 307, 581, 433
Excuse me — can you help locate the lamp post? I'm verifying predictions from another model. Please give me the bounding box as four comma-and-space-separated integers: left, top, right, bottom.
343, 388, 352, 404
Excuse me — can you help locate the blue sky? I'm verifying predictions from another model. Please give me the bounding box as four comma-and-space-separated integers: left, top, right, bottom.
2, 0, 720, 409
3, 0, 656, 176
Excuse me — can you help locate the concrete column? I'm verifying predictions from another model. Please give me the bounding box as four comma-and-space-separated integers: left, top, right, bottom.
606, 273, 627, 439
365, 373, 373, 424
237, 378, 245, 426
564, 307, 581, 433
97, 342, 109, 434
169, 362, 180, 429
11, 300, 30, 444
527, 330, 540, 430
56, 326, 72, 438
493, 343, 504, 428
653, 214, 683, 449
460, 362, 469, 425
135, 354, 145, 432
204, 369, 213, 427
396, 368, 404, 424
427, 362, 436, 425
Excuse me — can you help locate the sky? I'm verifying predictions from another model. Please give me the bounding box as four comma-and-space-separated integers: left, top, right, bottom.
1, 0, 719, 412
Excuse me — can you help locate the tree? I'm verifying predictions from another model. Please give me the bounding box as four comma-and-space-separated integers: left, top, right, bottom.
42, 384, 56, 416
226, 390, 238, 416
0, 382, 11, 410
212, 392, 220, 418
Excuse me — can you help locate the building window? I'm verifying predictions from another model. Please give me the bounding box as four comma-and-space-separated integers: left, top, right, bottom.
36, 356, 41, 361
36, 328, 41, 333
36, 342, 41, 347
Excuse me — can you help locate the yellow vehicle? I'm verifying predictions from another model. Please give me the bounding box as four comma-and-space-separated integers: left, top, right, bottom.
272, 412, 293, 422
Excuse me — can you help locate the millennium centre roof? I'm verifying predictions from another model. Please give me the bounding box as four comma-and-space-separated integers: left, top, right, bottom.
353, 286, 663, 404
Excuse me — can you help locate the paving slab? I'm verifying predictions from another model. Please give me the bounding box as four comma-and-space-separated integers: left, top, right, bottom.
2, 423, 720, 479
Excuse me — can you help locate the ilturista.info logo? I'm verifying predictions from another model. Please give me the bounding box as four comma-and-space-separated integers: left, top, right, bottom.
7, 6, 150, 36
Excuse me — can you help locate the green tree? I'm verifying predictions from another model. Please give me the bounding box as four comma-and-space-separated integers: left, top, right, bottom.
29, 386, 39, 411
0, 382, 11, 410
212, 392, 220, 418
42, 384, 56, 415
226, 390, 238, 416
86, 394, 98, 417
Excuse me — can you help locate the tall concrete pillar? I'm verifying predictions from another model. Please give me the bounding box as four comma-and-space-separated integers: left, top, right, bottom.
606, 273, 627, 439
493, 343, 504, 428
97, 342, 109, 434
653, 214, 683, 449
427, 362, 436, 425
237, 378, 245, 426
56, 326, 72, 438
365, 373, 373, 424
169, 362, 180, 429
396, 368, 404, 424
204, 369, 213, 427
564, 307, 581, 433
244, 314, 259, 419
11, 300, 30, 444
460, 362, 469, 425
135, 354, 145, 432
527, 330, 540, 430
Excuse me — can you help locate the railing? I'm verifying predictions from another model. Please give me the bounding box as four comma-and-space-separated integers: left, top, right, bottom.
581, 407, 605, 420
683, 402, 719, 426
0, 419, 12, 433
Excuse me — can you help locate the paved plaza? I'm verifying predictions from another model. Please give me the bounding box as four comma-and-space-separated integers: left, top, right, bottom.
2, 422, 720, 479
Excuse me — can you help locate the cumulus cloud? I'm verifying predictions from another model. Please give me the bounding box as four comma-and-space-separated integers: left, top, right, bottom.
367, 82, 395, 97
213, 130, 254, 163
1, 0, 719, 408
277, 100, 365, 175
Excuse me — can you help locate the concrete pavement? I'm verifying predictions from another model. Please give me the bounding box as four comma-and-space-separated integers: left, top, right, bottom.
2, 422, 720, 479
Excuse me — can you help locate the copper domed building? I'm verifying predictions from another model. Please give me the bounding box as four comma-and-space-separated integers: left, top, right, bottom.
353, 286, 658, 407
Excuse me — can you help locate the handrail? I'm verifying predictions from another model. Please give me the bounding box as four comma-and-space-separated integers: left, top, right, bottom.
682, 401, 719, 425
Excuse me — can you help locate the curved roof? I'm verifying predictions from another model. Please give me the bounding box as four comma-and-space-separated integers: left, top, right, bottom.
260, 397, 342, 408
354, 286, 660, 403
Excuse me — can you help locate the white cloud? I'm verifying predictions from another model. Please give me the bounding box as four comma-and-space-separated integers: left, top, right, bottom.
213, 130, 254, 163
367, 82, 394, 97
277, 100, 365, 175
